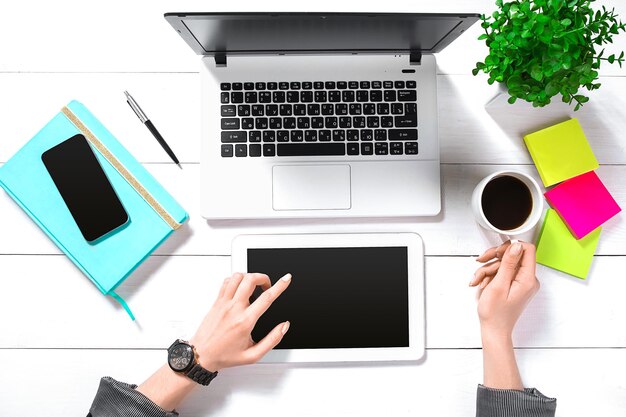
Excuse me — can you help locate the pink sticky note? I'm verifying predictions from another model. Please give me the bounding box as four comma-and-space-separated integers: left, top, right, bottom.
545, 171, 621, 239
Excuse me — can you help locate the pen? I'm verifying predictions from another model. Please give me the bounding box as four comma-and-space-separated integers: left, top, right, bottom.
124, 91, 182, 169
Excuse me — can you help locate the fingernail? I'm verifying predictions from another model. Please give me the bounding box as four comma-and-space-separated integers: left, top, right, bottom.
469, 280, 475, 287
280, 273, 292, 282
510, 242, 522, 255
281, 321, 290, 335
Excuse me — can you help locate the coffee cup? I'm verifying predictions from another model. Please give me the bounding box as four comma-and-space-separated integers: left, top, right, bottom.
471, 170, 543, 237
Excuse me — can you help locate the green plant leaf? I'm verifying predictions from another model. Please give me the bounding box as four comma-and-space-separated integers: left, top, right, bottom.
561, 18, 572, 26
508, 96, 518, 104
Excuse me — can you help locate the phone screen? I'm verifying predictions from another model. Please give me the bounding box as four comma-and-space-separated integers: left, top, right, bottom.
42, 134, 129, 242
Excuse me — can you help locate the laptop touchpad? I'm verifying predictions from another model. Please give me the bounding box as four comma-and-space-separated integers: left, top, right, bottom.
273, 165, 351, 210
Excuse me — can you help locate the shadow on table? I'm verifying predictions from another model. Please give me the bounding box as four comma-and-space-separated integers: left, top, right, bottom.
103, 222, 193, 319
181, 354, 428, 416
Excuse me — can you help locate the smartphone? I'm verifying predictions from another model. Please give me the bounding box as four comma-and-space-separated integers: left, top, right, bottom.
42, 134, 129, 243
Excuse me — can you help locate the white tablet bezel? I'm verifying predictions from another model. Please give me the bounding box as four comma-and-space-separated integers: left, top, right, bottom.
231, 233, 425, 363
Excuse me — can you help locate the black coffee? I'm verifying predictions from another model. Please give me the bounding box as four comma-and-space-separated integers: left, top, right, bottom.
481, 175, 533, 231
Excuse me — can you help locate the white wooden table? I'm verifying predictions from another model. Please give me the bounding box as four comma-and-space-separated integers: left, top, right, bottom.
1, 1, 626, 415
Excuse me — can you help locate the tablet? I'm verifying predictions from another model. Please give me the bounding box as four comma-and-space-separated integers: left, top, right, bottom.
231, 233, 424, 363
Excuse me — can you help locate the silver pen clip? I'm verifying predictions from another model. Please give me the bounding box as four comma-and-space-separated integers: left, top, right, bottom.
124, 91, 148, 123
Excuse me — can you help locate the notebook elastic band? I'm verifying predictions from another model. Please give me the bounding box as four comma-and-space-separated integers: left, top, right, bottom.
61, 106, 181, 230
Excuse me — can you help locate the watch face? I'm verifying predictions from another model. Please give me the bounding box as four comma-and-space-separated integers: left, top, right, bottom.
168, 343, 194, 372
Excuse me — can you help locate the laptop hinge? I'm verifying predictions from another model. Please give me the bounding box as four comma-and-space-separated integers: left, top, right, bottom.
409, 51, 422, 66
214, 53, 227, 67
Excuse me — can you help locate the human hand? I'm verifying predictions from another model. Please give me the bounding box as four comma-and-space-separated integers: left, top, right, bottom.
189, 272, 291, 371
470, 241, 540, 341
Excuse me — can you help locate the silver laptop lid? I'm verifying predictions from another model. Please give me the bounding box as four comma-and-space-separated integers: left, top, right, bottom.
164, 12, 479, 63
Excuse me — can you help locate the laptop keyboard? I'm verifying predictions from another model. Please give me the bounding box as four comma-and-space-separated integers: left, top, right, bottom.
219, 80, 418, 158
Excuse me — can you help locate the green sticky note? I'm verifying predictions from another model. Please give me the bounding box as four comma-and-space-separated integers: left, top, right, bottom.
524, 118, 599, 187
536, 209, 601, 279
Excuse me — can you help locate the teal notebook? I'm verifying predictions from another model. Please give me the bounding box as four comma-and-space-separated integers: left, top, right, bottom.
0, 100, 188, 319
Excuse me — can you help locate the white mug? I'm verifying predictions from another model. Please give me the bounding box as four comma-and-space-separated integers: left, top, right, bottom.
471, 170, 544, 237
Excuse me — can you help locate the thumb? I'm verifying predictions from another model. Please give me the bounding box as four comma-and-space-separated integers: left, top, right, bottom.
493, 242, 524, 286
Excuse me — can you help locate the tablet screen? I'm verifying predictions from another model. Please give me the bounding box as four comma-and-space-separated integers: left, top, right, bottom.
248, 247, 409, 349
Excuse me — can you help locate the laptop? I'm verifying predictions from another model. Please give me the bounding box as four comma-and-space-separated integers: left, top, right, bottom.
164, 13, 479, 219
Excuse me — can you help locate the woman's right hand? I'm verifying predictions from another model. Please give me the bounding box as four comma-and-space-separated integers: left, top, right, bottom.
470, 241, 540, 340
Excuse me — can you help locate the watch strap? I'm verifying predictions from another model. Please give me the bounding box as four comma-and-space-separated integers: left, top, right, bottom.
186, 363, 218, 386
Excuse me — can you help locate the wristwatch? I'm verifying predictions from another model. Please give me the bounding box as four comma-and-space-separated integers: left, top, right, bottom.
167, 339, 218, 386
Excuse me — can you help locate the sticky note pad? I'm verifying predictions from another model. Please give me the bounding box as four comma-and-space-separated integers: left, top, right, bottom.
524, 118, 599, 187
545, 171, 621, 239
536, 209, 601, 279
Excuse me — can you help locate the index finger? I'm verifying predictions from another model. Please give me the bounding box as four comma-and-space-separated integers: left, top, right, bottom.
234, 273, 272, 301
247, 273, 292, 321
476, 241, 512, 263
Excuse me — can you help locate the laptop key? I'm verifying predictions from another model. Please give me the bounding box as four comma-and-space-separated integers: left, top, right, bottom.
272, 91, 285, 103
250, 131, 262, 142
348, 81, 359, 89
406, 80, 417, 88
305, 130, 318, 142
381, 116, 394, 128
375, 142, 388, 155
384, 90, 397, 102
231, 92, 244, 103
405, 103, 417, 115
314, 91, 327, 102
221, 131, 247, 143
361, 129, 373, 141
363, 103, 376, 115
383, 81, 393, 89
221, 144, 234, 157
255, 117, 269, 129
391, 103, 403, 114
319, 130, 331, 141
322, 104, 334, 115
251, 105, 264, 116
337, 81, 348, 89
283, 117, 296, 129
302, 81, 313, 89
347, 143, 359, 155
335, 103, 348, 115
394, 114, 418, 128
262, 131, 274, 142
395, 81, 405, 89
301, 91, 314, 103
332, 130, 345, 141
290, 82, 301, 90
377, 103, 390, 114
291, 130, 304, 142
241, 118, 254, 129
405, 142, 418, 154
277, 143, 345, 156
263, 144, 276, 156
255, 82, 266, 90
277, 131, 290, 142
279, 104, 293, 116
353, 116, 366, 128
279, 82, 289, 90
349, 103, 362, 115
356, 91, 368, 102
325, 117, 338, 128
221, 105, 236, 116
347, 129, 359, 141
266, 104, 279, 116
235, 144, 248, 157
297, 117, 310, 129
339, 116, 352, 128
311, 117, 324, 128
267, 82, 278, 90
390, 142, 403, 155
370, 90, 383, 102
221, 83, 231, 91
244, 82, 254, 90
389, 129, 418, 140
360, 81, 370, 89
307, 103, 321, 115
232, 83, 243, 90
325, 81, 336, 89
287, 91, 299, 103
259, 92, 272, 103
314, 81, 324, 89
245, 92, 258, 103
237, 104, 250, 116
294, 104, 306, 116
372, 81, 382, 89
249, 144, 262, 157
361, 143, 373, 155
221, 92, 230, 104
367, 116, 380, 128
329, 91, 341, 102
342, 90, 355, 102
221, 118, 240, 130
269, 117, 282, 129
375, 129, 387, 141
398, 90, 417, 101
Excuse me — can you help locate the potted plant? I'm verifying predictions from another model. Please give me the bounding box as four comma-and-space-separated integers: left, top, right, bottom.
473, 0, 626, 110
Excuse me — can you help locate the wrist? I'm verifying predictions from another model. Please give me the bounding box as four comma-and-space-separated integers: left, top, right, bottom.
480, 327, 513, 351
188, 338, 220, 372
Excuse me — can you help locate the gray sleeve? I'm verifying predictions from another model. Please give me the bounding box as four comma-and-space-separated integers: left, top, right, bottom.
476, 384, 557, 417
88, 377, 179, 417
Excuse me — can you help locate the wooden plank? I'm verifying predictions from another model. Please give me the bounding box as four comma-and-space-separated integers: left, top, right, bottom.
2, 73, 626, 165
1, 255, 625, 349
2, 163, 623, 257
0, 347, 624, 416
1, 0, 624, 76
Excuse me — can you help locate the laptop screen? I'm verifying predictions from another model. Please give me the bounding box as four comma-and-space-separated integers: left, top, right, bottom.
247, 246, 409, 349
165, 13, 479, 56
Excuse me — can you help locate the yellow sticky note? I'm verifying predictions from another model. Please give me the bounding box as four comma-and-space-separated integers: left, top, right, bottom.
524, 118, 599, 187
536, 209, 601, 279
